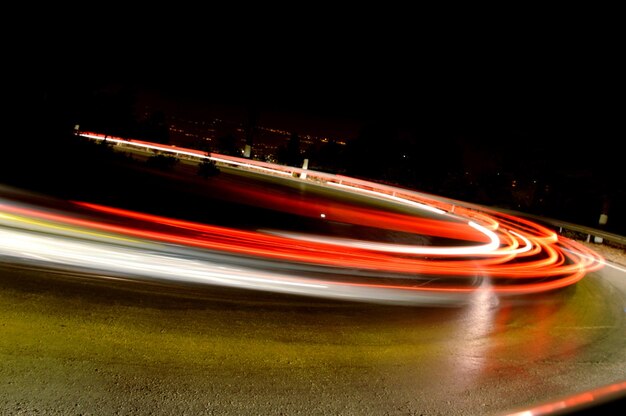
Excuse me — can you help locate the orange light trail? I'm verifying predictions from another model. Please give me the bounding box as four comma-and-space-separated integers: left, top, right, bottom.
0, 133, 606, 303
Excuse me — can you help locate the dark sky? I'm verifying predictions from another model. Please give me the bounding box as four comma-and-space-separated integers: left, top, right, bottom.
108, 25, 618, 144
18, 14, 621, 153
118, 55, 603, 139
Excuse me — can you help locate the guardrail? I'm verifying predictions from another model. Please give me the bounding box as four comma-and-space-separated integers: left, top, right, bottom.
488, 208, 626, 248
78, 131, 626, 250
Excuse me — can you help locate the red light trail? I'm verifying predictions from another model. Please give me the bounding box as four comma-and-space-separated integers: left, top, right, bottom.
0, 133, 606, 304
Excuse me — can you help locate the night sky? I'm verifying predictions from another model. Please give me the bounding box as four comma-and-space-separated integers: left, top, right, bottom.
20, 13, 619, 147
97, 36, 619, 149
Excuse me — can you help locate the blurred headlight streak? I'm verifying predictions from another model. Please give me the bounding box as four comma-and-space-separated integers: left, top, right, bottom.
265, 220, 502, 255
0, 134, 606, 305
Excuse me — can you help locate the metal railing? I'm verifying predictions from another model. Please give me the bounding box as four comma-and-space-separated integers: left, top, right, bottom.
78, 131, 626, 250
491, 208, 626, 248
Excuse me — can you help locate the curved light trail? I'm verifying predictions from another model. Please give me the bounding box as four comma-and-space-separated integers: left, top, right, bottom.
0, 132, 607, 305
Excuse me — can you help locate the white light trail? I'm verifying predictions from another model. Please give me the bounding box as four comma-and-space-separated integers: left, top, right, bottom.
0, 224, 467, 306
265, 221, 501, 256
328, 182, 447, 215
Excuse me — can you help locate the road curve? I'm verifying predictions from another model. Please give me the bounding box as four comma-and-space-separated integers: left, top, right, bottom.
0, 138, 624, 415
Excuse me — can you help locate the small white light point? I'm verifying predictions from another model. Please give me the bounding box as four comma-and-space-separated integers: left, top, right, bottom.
320, 213, 326, 218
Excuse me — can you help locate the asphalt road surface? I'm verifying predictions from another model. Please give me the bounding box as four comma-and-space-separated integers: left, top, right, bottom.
0, 147, 624, 415
0, 254, 625, 415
